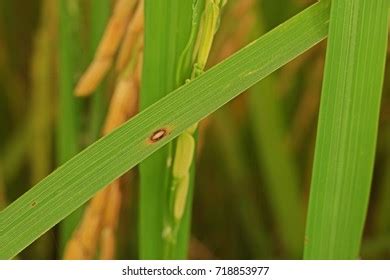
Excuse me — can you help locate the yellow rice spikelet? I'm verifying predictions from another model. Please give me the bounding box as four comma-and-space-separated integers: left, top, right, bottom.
116, 0, 144, 72
74, 59, 112, 96
78, 222, 99, 257
134, 51, 144, 90
102, 78, 137, 134
99, 228, 116, 260
63, 188, 109, 259
75, 0, 137, 96
98, 181, 122, 259
103, 181, 122, 229
95, 0, 134, 59
63, 239, 88, 260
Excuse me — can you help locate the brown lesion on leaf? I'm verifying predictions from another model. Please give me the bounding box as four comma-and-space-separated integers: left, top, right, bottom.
148, 127, 171, 144
31, 201, 37, 207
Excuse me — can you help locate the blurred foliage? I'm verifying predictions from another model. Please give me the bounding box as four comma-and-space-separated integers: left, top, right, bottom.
0, 0, 388, 259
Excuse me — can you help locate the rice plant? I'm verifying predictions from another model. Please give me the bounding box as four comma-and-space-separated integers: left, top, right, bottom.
0, 0, 388, 260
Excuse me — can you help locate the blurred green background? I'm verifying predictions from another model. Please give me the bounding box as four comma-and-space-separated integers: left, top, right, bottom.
0, 0, 389, 259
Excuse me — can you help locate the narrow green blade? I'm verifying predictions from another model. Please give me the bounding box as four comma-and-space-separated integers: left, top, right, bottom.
249, 76, 304, 258
304, 0, 389, 259
57, 0, 83, 250
0, 1, 330, 259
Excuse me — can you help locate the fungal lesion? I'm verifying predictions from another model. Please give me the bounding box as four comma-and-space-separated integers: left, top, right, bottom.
149, 128, 170, 143
31, 201, 37, 207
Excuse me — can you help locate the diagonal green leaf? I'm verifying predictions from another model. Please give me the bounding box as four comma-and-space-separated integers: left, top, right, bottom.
0, 0, 330, 259
304, 0, 389, 259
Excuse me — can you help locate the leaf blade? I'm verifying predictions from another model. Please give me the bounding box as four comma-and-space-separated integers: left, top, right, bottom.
304, 0, 389, 259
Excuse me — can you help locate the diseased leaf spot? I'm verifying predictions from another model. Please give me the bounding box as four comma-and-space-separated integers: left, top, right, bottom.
149, 128, 168, 143
31, 201, 37, 207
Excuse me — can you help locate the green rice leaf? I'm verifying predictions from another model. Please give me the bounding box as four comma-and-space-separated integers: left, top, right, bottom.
304, 0, 389, 259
